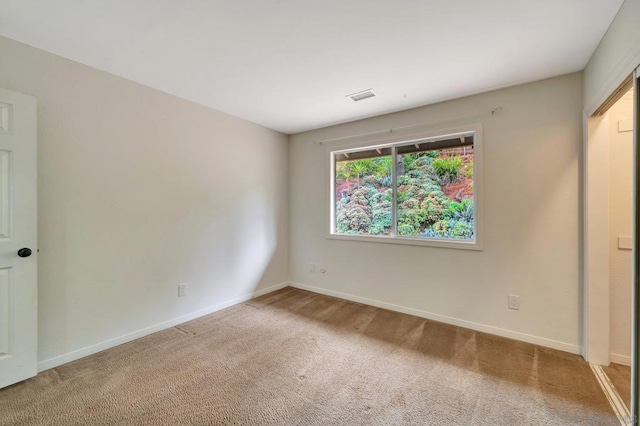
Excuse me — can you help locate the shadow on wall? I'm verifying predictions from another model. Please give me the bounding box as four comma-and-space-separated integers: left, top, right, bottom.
37, 181, 284, 361
231, 191, 279, 296
166, 189, 281, 311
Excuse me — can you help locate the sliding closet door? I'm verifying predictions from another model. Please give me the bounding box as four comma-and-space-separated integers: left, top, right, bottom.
632, 65, 639, 425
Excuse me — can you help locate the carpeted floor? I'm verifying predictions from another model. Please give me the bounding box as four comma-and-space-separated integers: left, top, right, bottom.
603, 362, 631, 409
0, 287, 617, 425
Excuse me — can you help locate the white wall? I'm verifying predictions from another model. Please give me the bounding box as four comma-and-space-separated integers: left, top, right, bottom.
289, 73, 584, 353
0, 36, 289, 367
608, 89, 634, 364
584, 0, 640, 114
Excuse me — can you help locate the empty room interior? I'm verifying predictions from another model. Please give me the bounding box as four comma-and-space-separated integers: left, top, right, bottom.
1, 1, 640, 425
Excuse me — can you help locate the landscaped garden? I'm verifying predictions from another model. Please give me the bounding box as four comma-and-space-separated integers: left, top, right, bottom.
334, 147, 474, 240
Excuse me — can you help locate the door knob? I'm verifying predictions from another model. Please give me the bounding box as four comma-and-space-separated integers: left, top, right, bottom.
17, 248, 32, 258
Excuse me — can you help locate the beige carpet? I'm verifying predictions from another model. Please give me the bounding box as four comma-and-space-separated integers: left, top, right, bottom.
603, 362, 631, 409
0, 287, 617, 425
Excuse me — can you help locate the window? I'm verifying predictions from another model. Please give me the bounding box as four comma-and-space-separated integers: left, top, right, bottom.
330, 127, 482, 249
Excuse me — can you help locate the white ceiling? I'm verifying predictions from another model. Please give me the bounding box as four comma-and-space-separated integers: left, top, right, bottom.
0, 1, 624, 134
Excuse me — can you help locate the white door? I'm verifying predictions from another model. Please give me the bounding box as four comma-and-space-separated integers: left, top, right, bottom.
0, 88, 37, 388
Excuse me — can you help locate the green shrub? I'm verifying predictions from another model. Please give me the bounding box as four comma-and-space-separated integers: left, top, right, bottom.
370, 206, 392, 235
398, 208, 427, 227
402, 198, 420, 209
402, 154, 417, 170
335, 162, 354, 182
420, 195, 448, 223
372, 157, 393, 179
406, 169, 425, 179
342, 206, 371, 232
398, 223, 417, 236
421, 218, 474, 239
397, 184, 420, 203
444, 199, 473, 221
465, 160, 474, 178
450, 220, 473, 238
423, 208, 445, 224
335, 187, 373, 233
378, 175, 392, 187
433, 156, 462, 183
368, 191, 385, 206
362, 175, 378, 186
350, 188, 369, 206
411, 156, 436, 175
432, 220, 450, 234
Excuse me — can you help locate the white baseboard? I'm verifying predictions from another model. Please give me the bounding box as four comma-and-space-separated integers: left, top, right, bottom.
289, 282, 582, 355
40, 280, 583, 373
610, 353, 632, 366
37, 282, 289, 372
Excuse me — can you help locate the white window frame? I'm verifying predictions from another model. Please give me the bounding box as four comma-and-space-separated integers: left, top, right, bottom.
327, 123, 483, 250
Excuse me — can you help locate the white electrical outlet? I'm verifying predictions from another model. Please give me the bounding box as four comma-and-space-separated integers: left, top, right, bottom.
178, 283, 187, 297
309, 263, 315, 273
320, 266, 327, 274
508, 294, 520, 310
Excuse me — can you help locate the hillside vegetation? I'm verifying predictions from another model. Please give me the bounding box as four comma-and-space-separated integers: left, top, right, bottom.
335, 149, 474, 239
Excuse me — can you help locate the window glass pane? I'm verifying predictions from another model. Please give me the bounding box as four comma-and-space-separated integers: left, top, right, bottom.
335, 148, 392, 236
396, 142, 474, 240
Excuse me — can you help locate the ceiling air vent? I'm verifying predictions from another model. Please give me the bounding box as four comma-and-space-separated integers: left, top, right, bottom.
347, 89, 375, 102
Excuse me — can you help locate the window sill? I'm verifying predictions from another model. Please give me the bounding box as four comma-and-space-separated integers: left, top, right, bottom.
326, 233, 482, 251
